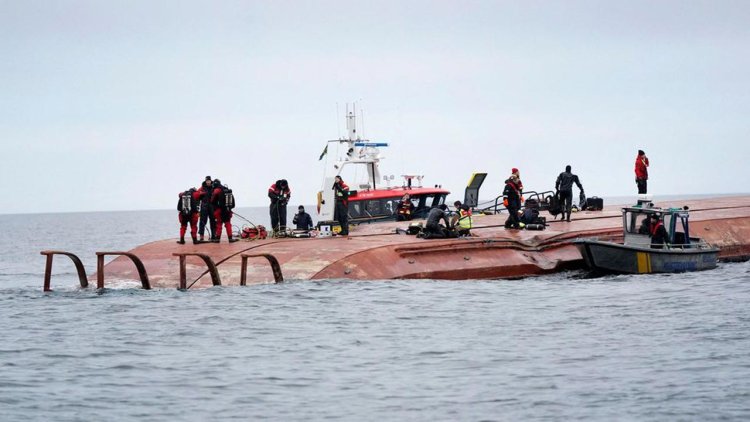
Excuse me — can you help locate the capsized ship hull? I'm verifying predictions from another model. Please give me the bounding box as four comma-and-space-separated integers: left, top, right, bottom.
97, 196, 750, 288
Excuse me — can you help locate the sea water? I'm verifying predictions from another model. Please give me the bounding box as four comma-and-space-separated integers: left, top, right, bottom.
1, 209, 749, 421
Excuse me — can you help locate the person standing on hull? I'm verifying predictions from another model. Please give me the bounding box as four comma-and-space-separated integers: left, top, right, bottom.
635, 149, 649, 194
211, 179, 238, 243
510, 167, 524, 207
555, 165, 584, 222
511, 167, 524, 193
293, 205, 314, 230
268, 179, 291, 233
332, 175, 350, 236
503, 172, 523, 229
197, 176, 216, 241
176, 188, 201, 244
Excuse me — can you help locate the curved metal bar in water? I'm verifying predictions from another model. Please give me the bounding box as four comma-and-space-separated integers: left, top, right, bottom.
240, 253, 284, 285
40, 250, 89, 292
172, 253, 222, 290
95, 252, 151, 290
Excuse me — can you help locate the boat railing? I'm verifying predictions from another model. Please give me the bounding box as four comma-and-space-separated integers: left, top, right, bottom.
96, 252, 151, 290
479, 190, 555, 214
40, 250, 89, 292
172, 252, 222, 290
586, 233, 623, 243
667, 237, 715, 250
42, 249, 287, 291
240, 253, 283, 285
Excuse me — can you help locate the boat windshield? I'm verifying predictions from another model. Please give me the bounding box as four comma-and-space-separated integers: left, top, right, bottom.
665, 212, 691, 245
417, 194, 445, 210
350, 198, 401, 219
625, 211, 652, 235
348, 193, 448, 220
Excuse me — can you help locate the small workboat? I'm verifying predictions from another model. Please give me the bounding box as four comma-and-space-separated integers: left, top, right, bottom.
574, 200, 719, 274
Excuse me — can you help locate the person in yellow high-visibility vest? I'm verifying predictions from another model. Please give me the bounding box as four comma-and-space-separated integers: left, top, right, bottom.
453, 201, 473, 236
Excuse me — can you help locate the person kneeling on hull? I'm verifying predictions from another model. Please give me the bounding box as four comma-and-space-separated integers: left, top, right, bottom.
293, 205, 314, 231
452, 200, 473, 237
423, 204, 451, 238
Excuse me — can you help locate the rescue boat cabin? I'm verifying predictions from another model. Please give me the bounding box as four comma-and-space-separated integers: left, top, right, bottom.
623, 200, 697, 248
317, 105, 449, 224
347, 183, 449, 222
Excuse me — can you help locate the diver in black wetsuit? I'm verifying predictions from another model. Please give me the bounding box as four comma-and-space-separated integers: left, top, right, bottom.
198, 176, 215, 241
423, 204, 451, 238
555, 165, 584, 222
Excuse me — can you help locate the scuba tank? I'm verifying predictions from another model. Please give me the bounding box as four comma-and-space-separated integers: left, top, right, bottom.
224, 187, 235, 210
525, 223, 546, 231
179, 190, 195, 216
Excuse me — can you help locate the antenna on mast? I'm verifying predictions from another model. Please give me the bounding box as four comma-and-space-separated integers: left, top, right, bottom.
346, 103, 358, 141
360, 107, 365, 140
336, 103, 341, 140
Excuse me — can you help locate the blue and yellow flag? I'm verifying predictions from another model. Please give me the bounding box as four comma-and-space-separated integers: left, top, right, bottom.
318, 144, 328, 161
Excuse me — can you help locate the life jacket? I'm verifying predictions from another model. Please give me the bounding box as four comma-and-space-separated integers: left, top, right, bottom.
650, 220, 664, 237
649, 219, 669, 247
334, 181, 349, 204
502, 179, 520, 207
177, 190, 199, 215
397, 200, 412, 216
269, 183, 290, 204
457, 208, 473, 229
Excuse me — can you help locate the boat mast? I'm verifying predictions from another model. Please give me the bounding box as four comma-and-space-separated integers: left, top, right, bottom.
328, 103, 386, 192
346, 103, 358, 141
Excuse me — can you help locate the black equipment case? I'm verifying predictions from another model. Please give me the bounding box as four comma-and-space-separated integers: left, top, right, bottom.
585, 196, 604, 211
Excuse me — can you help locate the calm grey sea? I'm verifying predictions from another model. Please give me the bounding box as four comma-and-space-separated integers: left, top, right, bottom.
1, 208, 749, 421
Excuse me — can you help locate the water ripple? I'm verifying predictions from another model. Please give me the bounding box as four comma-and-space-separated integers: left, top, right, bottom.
1, 213, 750, 420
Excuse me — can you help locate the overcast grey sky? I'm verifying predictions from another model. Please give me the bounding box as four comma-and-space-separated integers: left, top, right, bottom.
2, 0, 748, 214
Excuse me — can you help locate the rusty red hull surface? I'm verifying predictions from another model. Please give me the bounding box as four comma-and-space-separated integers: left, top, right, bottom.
98, 196, 750, 288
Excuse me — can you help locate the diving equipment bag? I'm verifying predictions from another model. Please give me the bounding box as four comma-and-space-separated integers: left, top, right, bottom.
548, 192, 562, 216
585, 196, 604, 211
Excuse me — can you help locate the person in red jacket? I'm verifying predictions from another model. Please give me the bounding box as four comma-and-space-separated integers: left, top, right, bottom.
211, 179, 238, 243
635, 149, 650, 194
332, 175, 350, 235
396, 193, 415, 221
649, 213, 669, 249
177, 188, 202, 244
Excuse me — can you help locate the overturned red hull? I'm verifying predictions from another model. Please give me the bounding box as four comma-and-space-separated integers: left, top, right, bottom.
97, 196, 750, 289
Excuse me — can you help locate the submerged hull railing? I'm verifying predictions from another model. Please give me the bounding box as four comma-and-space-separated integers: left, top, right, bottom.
40, 250, 284, 291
